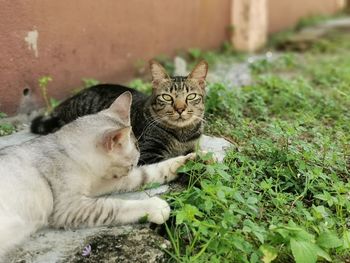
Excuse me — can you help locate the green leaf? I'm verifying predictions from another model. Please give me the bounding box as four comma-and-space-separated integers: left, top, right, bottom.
260, 245, 278, 263
38, 76, 53, 88
217, 190, 226, 200
217, 169, 231, 181
233, 192, 245, 203
82, 78, 99, 88
188, 48, 202, 59
204, 199, 213, 212
317, 231, 342, 249
177, 165, 192, 173
342, 230, 350, 249
175, 204, 202, 225
290, 239, 318, 263
293, 228, 315, 242
142, 182, 161, 190
49, 98, 60, 109
314, 246, 331, 262
206, 165, 215, 175
138, 214, 148, 224
290, 239, 331, 263
200, 151, 215, 161
247, 196, 258, 204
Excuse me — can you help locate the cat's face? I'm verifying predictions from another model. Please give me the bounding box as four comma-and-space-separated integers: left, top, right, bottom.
149, 60, 208, 128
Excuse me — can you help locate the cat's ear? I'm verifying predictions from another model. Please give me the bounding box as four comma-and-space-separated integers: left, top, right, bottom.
149, 60, 170, 86
101, 127, 131, 152
188, 60, 208, 85
108, 91, 132, 125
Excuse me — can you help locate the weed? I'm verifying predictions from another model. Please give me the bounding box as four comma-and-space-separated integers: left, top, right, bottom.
249, 53, 296, 75
38, 76, 60, 113
38, 76, 53, 112
164, 31, 350, 262
0, 123, 16, 136
128, 79, 152, 95
0, 112, 15, 136
295, 14, 331, 31
155, 54, 175, 75
82, 78, 99, 88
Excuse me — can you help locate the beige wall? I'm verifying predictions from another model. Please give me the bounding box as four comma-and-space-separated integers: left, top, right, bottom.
0, 0, 231, 114
268, 0, 345, 33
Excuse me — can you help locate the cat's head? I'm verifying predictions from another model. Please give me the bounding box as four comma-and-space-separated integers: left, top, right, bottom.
71, 91, 140, 172
98, 91, 140, 170
149, 60, 208, 128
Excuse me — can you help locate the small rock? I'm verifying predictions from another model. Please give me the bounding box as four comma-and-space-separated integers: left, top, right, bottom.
199, 135, 232, 163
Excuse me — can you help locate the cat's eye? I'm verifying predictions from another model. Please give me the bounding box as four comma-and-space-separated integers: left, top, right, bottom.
186, 93, 197, 100
162, 94, 173, 101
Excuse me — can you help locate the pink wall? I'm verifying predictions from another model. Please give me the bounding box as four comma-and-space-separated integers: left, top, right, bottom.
0, 0, 231, 114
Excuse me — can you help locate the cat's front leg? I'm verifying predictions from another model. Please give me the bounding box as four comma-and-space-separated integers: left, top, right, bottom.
119, 152, 196, 192
51, 196, 170, 228
90, 153, 195, 196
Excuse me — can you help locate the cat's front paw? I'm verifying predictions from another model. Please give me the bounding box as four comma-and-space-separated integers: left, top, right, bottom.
197, 150, 218, 164
146, 197, 171, 224
169, 152, 196, 174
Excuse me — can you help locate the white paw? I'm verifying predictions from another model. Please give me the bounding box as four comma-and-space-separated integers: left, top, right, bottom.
197, 150, 218, 164
185, 152, 197, 161
146, 197, 171, 224
170, 152, 196, 172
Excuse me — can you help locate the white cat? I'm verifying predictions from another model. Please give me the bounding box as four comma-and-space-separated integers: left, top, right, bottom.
0, 92, 195, 260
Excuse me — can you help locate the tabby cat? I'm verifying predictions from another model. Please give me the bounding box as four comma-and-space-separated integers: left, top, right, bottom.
31, 60, 208, 165
0, 92, 195, 259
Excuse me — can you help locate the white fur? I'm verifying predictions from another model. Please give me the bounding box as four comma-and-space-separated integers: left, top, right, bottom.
0, 93, 195, 260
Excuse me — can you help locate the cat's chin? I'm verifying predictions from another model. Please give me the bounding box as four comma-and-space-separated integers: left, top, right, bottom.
165, 117, 201, 128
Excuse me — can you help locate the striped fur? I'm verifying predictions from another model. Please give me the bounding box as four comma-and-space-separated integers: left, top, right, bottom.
30, 60, 208, 165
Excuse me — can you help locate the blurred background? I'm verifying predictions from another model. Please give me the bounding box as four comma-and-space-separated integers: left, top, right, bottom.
0, 0, 347, 115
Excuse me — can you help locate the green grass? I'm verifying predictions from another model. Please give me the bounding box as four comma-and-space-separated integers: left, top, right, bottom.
164, 33, 350, 263
0, 123, 16, 136
0, 112, 16, 136
268, 12, 347, 48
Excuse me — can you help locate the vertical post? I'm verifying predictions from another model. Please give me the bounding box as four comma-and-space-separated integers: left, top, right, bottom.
231, 0, 268, 52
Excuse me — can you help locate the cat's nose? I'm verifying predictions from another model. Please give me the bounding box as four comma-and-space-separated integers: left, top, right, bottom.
176, 108, 185, 114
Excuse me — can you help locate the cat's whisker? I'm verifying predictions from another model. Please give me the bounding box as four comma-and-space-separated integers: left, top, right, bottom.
192, 115, 207, 123
137, 116, 167, 140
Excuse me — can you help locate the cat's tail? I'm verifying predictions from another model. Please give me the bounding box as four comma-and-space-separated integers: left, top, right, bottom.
30, 113, 64, 135
0, 214, 36, 260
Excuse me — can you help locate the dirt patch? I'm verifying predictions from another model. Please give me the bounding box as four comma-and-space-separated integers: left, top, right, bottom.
67, 228, 170, 263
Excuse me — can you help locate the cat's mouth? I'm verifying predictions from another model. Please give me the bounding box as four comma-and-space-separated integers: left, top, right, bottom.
167, 114, 198, 127
159, 111, 202, 128
173, 114, 191, 122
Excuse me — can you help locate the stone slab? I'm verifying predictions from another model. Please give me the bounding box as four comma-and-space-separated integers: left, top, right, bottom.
7, 226, 170, 263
